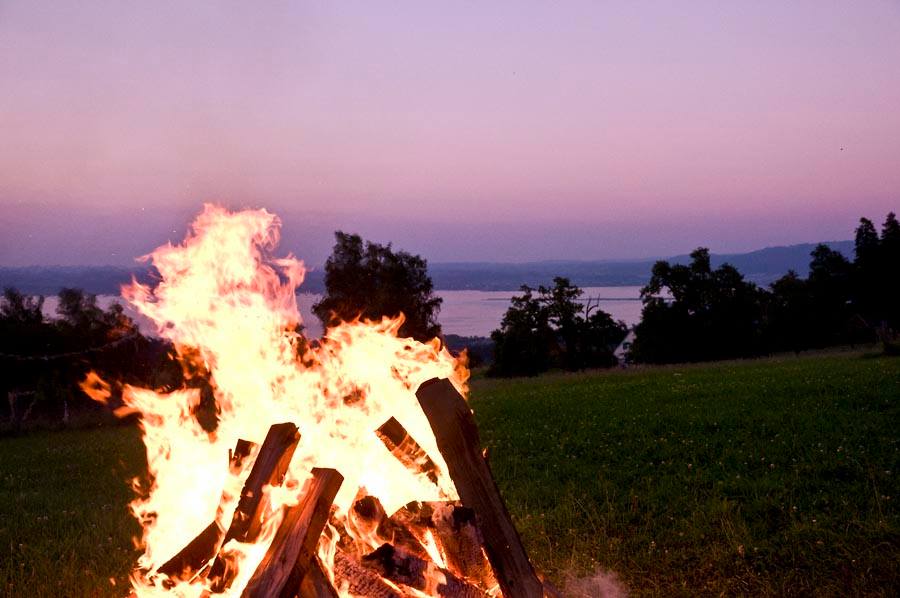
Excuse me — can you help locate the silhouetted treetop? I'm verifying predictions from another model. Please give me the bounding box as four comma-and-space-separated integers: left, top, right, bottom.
313, 231, 442, 342
489, 278, 626, 376
631, 247, 764, 363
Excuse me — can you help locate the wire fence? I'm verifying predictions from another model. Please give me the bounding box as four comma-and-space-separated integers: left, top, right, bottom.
0, 332, 142, 362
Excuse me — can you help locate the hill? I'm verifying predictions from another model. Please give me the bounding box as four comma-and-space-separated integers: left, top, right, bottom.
426, 240, 853, 290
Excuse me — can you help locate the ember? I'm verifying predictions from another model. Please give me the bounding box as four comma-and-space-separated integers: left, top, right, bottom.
84, 205, 555, 597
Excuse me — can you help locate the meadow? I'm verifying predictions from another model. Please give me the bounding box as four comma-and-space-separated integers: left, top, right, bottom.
1, 349, 897, 596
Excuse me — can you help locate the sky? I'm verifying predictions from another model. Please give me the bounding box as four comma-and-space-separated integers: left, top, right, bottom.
1, 1, 899, 266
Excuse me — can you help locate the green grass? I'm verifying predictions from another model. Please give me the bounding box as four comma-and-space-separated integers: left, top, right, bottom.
472, 351, 900, 596
0, 426, 145, 597
1, 350, 898, 596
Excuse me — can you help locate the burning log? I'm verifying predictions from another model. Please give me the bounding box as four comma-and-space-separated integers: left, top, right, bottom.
349, 495, 429, 560
157, 522, 221, 582
430, 503, 496, 588
298, 558, 340, 598
332, 549, 413, 598
416, 378, 544, 598
361, 543, 485, 598
209, 422, 302, 592
376, 416, 441, 485
157, 439, 257, 581
242, 467, 344, 598
387, 501, 496, 590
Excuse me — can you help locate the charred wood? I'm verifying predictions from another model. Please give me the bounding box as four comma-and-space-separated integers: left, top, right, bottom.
332, 549, 412, 598
349, 495, 429, 560
416, 378, 544, 598
376, 416, 441, 485
156, 521, 221, 582
361, 543, 485, 598
430, 503, 496, 589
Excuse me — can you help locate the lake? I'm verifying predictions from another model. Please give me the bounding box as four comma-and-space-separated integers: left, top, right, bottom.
43, 286, 643, 339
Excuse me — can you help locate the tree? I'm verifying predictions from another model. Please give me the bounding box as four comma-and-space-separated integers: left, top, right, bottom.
539, 277, 584, 370
580, 308, 628, 368
853, 218, 881, 324
881, 212, 900, 254
630, 248, 765, 363
0, 288, 53, 358
766, 270, 816, 353
854, 218, 880, 267
489, 286, 554, 377
489, 277, 626, 376
881, 213, 900, 328
0, 287, 160, 427
0, 288, 44, 325
807, 244, 859, 346
313, 232, 443, 342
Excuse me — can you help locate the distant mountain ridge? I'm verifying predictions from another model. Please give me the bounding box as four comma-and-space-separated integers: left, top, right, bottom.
0, 240, 854, 295
425, 240, 854, 290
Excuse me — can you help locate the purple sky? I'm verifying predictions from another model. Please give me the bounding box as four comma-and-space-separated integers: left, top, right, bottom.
1, 1, 899, 266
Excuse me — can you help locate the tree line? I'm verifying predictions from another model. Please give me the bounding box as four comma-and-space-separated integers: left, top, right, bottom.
2, 213, 897, 419
630, 213, 898, 364
487, 214, 899, 374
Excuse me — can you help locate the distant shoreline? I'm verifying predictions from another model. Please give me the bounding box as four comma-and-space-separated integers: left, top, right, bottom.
0, 239, 852, 296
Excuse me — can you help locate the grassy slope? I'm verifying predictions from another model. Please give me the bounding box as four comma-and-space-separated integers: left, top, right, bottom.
1, 350, 897, 596
472, 352, 899, 596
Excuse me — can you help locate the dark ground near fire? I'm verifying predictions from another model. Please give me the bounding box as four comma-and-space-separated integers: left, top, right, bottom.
1, 348, 897, 596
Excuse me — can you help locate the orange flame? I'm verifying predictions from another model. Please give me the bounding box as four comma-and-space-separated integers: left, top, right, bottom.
108, 204, 466, 596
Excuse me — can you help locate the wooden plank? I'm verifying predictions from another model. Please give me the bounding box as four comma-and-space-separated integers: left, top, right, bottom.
156, 439, 256, 581
416, 378, 544, 598
376, 416, 441, 485
242, 467, 343, 598
209, 422, 301, 592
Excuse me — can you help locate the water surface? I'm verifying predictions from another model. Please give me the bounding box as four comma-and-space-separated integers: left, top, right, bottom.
42, 286, 643, 339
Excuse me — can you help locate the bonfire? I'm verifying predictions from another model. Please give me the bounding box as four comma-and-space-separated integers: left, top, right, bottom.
84, 205, 556, 598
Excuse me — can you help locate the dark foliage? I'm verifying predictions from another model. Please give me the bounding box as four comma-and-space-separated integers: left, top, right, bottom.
489, 278, 627, 376
764, 270, 817, 353
0, 288, 180, 430
853, 213, 900, 329
490, 286, 555, 376
632, 213, 899, 364
313, 231, 442, 342
630, 249, 765, 364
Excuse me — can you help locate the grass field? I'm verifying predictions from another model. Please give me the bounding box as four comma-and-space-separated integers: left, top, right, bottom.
1, 349, 898, 596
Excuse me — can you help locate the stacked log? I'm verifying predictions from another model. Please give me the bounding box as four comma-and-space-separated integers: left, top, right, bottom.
242, 468, 343, 597
141, 377, 556, 597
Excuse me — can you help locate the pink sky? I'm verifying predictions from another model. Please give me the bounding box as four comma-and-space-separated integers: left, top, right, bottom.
1, 1, 899, 265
